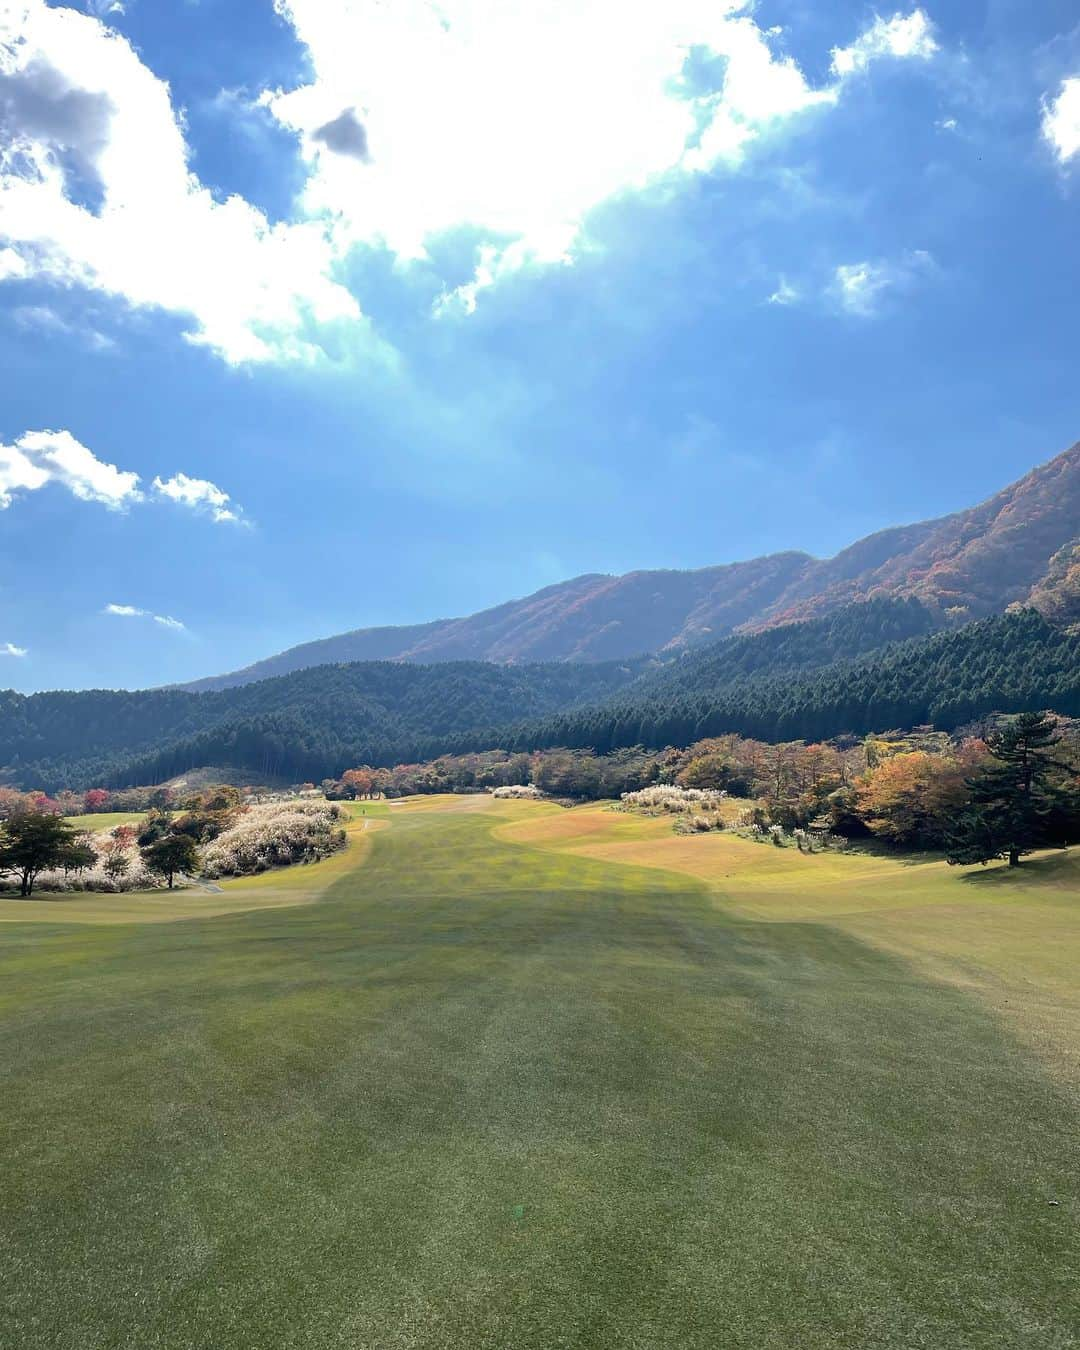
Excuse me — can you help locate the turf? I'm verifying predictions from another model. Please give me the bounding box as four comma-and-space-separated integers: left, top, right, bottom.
1, 796, 1078, 1348
63, 811, 146, 833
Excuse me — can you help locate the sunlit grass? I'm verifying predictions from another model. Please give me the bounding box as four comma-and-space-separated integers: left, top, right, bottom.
2, 795, 1078, 1348
62, 811, 145, 832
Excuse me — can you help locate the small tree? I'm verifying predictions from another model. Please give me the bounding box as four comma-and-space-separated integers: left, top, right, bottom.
58, 837, 97, 879
110, 823, 137, 851
855, 744, 985, 849
0, 811, 79, 897
141, 834, 200, 889
103, 853, 131, 888
342, 768, 377, 799
947, 712, 1075, 867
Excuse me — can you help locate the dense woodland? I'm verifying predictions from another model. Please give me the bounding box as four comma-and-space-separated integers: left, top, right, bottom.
1, 601, 1078, 790
0, 656, 646, 791
504, 607, 1080, 755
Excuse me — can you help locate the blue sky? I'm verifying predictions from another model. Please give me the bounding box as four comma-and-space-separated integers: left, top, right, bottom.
1, 0, 1078, 692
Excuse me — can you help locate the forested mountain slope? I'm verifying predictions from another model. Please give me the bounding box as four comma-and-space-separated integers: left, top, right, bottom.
0, 657, 646, 792
504, 609, 1080, 754
185, 442, 1080, 689
4, 601, 1077, 790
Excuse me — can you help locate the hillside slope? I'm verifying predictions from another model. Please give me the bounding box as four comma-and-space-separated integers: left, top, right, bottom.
6, 601, 1078, 790
0, 657, 645, 792
185, 442, 1080, 690
506, 607, 1080, 753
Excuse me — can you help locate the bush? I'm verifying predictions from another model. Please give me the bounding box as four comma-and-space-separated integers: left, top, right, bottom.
12, 823, 166, 894
673, 814, 726, 835
620, 785, 726, 814
201, 800, 347, 878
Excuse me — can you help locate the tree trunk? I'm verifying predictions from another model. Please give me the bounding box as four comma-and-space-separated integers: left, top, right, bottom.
1008, 848, 1020, 868
167, 872, 174, 889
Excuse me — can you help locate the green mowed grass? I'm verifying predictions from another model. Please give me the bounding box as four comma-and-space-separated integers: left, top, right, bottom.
1, 800, 1078, 1348
62, 811, 146, 833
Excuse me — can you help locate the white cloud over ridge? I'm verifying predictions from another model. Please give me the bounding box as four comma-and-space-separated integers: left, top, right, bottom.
0, 428, 245, 522
104, 603, 185, 632
0, 1, 943, 356
1043, 78, 1080, 164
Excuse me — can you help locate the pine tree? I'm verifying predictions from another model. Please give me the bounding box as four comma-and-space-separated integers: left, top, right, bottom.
946, 712, 1073, 867
0, 810, 79, 897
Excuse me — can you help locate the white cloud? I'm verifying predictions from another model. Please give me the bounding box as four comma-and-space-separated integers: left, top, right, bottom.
152, 472, 243, 525
833, 261, 892, 315
1042, 77, 1080, 164
0, 2, 944, 350
0, 427, 246, 522
767, 277, 800, 306
0, 642, 27, 656
830, 250, 935, 316
0, 1, 359, 362
0, 247, 28, 280
103, 603, 185, 632
0, 429, 141, 509
267, 1, 843, 304
268, 3, 939, 310
831, 10, 938, 78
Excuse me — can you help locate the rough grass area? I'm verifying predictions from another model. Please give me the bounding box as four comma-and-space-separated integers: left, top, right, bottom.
1, 795, 1078, 1348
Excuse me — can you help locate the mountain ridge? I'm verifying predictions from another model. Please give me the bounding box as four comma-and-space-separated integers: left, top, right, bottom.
183, 441, 1080, 692
5, 601, 1077, 791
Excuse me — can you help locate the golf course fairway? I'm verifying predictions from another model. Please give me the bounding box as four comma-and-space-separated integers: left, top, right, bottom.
1, 795, 1077, 1349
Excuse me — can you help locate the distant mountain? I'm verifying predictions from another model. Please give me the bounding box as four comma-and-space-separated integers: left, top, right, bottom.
184, 442, 1080, 691
507, 607, 1080, 755
6, 600, 1078, 792
1, 657, 646, 792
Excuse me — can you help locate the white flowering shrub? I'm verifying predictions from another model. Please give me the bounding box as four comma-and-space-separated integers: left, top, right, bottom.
673, 813, 726, 835
620, 785, 726, 813
490, 784, 542, 799
24, 826, 166, 894
201, 800, 347, 878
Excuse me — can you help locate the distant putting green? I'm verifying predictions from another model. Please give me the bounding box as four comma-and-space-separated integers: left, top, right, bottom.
62, 810, 146, 833
2, 795, 1078, 1348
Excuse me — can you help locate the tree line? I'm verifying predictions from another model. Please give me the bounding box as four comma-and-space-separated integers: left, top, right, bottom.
322, 712, 1080, 864
1, 603, 1077, 791
501, 609, 1080, 756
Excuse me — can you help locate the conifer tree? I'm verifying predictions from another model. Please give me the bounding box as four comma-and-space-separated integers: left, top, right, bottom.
946, 712, 1074, 867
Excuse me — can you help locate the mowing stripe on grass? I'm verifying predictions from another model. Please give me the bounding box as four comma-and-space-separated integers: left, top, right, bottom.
1, 799, 1077, 1348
